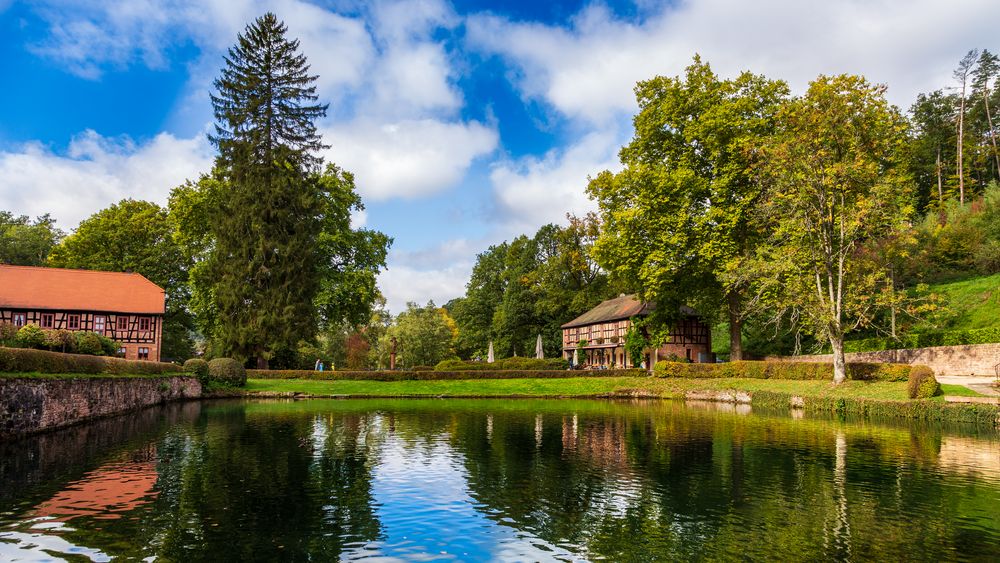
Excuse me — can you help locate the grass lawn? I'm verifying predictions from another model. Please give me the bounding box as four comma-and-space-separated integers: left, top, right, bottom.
245, 377, 914, 401
929, 272, 1000, 331
938, 383, 988, 397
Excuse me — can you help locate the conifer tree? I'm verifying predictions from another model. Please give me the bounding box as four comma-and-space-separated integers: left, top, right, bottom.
208, 13, 329, 368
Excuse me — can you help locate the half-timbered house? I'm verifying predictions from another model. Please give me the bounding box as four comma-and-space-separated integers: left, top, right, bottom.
561, 294, 712, 368
0, 265, 166, 361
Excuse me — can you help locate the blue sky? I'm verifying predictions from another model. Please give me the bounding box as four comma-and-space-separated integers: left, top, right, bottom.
1, 0, 997, 312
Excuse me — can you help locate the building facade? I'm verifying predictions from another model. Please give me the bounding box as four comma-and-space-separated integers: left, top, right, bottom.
0, 265, 166, 361
561, 294, 712, 368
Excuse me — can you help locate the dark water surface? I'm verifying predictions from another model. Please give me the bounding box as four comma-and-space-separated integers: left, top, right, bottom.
1, 399, 998, 562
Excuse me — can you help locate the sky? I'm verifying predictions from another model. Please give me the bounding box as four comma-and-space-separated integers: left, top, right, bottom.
1, 0, 998, 313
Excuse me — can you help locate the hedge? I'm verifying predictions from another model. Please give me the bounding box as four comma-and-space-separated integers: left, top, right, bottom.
247, 368, 648, 381
844, 327, 1000, 353
434, 358, 570, 371
652, 360, 920, 382
0, 346, 182, 375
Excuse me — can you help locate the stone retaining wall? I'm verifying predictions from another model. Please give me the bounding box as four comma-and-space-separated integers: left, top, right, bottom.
766, 343, 1000, 376
0, 376, 201, 439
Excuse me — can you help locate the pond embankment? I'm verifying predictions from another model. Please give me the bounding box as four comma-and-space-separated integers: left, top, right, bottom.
0, 375, 201, 439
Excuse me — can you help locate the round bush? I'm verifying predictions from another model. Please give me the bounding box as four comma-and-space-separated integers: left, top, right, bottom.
908, 366, 940, 399
75, 331, 104, 355
208, 357, 247, 386
16, 324, 47, 349
184, 358, 210, 379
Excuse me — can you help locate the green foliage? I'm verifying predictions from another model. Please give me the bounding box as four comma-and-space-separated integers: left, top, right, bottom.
754, 74, 913, 382
183, 358, 210, 380
42, 329, 76, 353
0, 212, 63, 265
377, 302, 456, 369
652, 360, 917, 382
75, 332, 105, 356
623, 321, 647, 367
15, 324, 46, 348
588, 56, 789, 357
845, 327, 1000, 352
0, 346, 181, 374
0, 322, 18, 346
908, 366, 941, 399
47, 199, 195, 361
208, 357, 247, 387
434, 357, 569, 371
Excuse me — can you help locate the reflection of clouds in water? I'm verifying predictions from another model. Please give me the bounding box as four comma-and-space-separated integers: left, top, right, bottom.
0, 518, 110, 562
340, 433, 579, 562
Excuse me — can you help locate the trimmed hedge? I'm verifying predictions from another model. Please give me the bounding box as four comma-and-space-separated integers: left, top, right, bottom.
434, 358, 570, 371
208, 358, 247, 387
247, 368, 648, 381
0, 346, 181, 375
844, 327, 1000, 353
652, 360, 918, 382
908, 365, 941, 399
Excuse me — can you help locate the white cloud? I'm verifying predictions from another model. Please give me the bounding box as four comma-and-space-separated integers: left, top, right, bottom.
0, 130, 213, 227
323, 119, 497, 200
489, 130, 621, 233
467, 0, 1000, 123
378, 263, 472, 313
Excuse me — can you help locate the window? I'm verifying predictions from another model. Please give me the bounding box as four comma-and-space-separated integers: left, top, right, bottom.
117, 346, 127, 357
13, 313, 26, 327
94, 316, 106, 335
139, 317, 150, 331
67, 315, 80, 330
41, 314, 54, 328
117, 316, 128, 330
138, 347, 149, 361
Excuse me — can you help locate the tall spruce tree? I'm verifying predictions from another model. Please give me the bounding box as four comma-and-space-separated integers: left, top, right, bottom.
208, 13, 329, 367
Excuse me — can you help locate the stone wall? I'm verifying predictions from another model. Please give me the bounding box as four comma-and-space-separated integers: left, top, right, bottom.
766, 343, 1000, 376
0, 376, 201, 439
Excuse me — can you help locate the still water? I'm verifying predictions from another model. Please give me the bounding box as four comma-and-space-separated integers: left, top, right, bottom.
1, 398, 998, 562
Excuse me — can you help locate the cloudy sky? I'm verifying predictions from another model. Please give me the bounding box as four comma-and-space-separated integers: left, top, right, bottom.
1, 0, 997, 312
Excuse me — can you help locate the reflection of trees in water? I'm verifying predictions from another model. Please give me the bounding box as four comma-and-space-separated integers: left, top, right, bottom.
135, 403, 383, 561
448, 402, 1000, 561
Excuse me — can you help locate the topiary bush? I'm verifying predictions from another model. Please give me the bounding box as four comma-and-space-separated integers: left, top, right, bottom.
16, 324, 46, 349
75, 331, 104, 355
434, 357, 570, 371
208, 357, 247, 386
183, 358, 210, 380
0, 346, 181, 374
908, 366, 941, 399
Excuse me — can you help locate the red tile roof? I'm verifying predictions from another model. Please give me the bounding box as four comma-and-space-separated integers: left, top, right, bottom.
0, 265, 165, 314
560, 294, 699, 329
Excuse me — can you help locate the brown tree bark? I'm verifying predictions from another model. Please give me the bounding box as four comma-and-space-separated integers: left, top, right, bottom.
727, 290, 743, 361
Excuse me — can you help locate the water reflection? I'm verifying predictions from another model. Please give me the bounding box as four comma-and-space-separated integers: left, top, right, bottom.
0, 398, 997, 561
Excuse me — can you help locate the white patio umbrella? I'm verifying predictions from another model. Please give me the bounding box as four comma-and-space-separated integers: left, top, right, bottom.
487, 341, 495, 363
535, 334, 544, 359
572, 348, 578, 366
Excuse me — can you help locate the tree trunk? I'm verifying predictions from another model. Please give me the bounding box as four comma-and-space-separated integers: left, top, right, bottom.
727, 291, 743, 361
984, 90, 1000, 179
936, 145, 943, 204
958, 86, 967, 204
830, 333, 847, 384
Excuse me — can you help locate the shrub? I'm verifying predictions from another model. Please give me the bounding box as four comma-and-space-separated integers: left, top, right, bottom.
75, 332, 104, 355
98, 334, 118, 356
908, 366, 941, 399
652, 360, 921, 382
0, 346, 181, 375
183, 358, 210, 380
411, 365, 434, 371
16, 324, 47, 349
208, 357, 247, 386
844, 327, 1000, 353
0, 321, 18, 345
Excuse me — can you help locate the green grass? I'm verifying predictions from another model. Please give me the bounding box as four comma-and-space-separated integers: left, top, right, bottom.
927, 272, 1000, 331
245, 377, 913, 401
939, 383, 988, 397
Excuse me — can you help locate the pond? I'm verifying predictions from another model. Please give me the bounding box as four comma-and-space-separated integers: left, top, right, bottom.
1, 398, 998, 561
